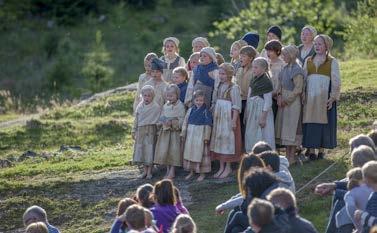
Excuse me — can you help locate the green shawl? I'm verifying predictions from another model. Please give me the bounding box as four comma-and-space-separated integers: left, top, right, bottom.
249, 73, 273, 97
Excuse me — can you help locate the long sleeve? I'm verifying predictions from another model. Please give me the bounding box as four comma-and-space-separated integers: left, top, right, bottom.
178, 104, 186, 128
231, 85, 242, 111
330, 58, 341, 101
262, 92, 273, 112
344, 192, 358, 226
178, 57, 186, 68
133, 73, 145, 112
184, 72, 195, 106
110, 218, 123, 233
210, 70, 220, 108
216, 195, 244, 211
284, 74, 304, 104
204, 125, 212, 141
180, 109, 191, 137
132, 111, 139, 133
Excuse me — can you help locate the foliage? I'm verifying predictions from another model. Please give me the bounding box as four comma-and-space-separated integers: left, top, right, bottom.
81, 30, 114, 93
342, 0, 377, 58
210, 0, 347, 49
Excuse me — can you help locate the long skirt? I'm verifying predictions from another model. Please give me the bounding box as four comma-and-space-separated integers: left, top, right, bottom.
302, 102, 337, 149
244, 96, 275, 153
133, 125, 157, 165
210, 100, 242, 162
154, 129, 182, 166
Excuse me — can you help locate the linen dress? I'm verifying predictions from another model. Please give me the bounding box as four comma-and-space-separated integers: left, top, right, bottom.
275, 63, 304, 146
154, 101, 186, 166
133, 72, 152, 112
210, 83, 243, 162
132, 101, 161, 165
143, 78, 168, 107
161, 55, 186, 83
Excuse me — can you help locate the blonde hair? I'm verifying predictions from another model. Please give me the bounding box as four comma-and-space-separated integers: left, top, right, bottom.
252, 57, 269, 72
362, 161, 377, 183
240, 45, 257, 59
219, 62, 234, 80
346, 167, 363, 190
282, 45, 299, 64
173, 67, 189, 81
171, 214, 197, 233
141, 85, 155, 97
302, 25, 317, 37
165, 84, 180, 98
144, 208, 154, 227
351, 145, 376, 168
231, 40, 248, 51
162, 37, 180, 54
216, 53, 225, 65
144, 53, 158, 63
26, 222, 48, 233
266, 188, 296, 210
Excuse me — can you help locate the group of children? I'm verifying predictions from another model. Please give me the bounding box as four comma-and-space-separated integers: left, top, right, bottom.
132, 24, 340, 181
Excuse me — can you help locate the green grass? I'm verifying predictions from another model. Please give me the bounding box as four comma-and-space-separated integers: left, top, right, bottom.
0, 60, 376, 232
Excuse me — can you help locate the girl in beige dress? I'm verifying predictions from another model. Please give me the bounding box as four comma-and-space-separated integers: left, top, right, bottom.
132, 85, 161, 179
210, 63, 242, 179
154, 84, 186, 179
275, 45, 304, 164
144, 58, 169, 107
160, 37, 186, 83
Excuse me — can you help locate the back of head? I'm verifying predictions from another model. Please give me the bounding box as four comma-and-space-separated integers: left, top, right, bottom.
117, 198, 138, 216
258, 151, 280, 172
243, 168, 278, 198
25, 222, 48, 233
252, 141, 272, 155
351, 145, 376, 168
154, 179, 176, 205
125, 204, 146, 230
362, 161, 377, 183
23, 205, 47, 226
346, 167, 363, 190
136, 183, 154, 208
172, 214, 197, 233
266, 188, 296, 210
238, 154, 265, 196
248, 198, 274, 228
239, 45, 258, 59
368, 130, 377, 147
349, 134, 376, 153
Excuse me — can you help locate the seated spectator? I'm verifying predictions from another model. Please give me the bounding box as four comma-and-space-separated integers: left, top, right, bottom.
174, 186, 189, 215
136, 184, 155, 208
26, 222, 49, 233
151, 179, 181, 233
349, 134, 376, 154
110, 198, 138, 233
23, 205, 60, 233
267, 188, 318, 233
258, 151, 296, 192
244, 198, 282, 233
125, 204, 157, 233
171, 214, 197, 233
368, 130, 377, 149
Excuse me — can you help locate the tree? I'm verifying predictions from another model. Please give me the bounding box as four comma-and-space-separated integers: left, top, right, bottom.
81, 30, 114, 93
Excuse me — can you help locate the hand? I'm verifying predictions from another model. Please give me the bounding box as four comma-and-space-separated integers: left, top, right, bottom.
314, 183, 336, 196
354, 209, 363, 226
118, 213, 127, 222
327, 97, 335, 110
258, 117, 266, 128
215, 206, 225, 215
281, 100, 288, 107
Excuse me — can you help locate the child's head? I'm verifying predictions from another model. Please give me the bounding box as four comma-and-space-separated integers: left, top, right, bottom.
252, 57, 269, 77
219, 63, 234, 83
172, 67, 188, 85
243, 168, 278, 198
346, 167, 363, 190
165, 84, 180, 103
251, 141, 272, 155
281, 45, 299, 64
125, 204, 146, 231
349, 134, 376, 153
136, 183, 154, 208
238, 154, 265, 197
154, 179, 176, 205
264, 40, 282, 60
266, 188, 297, 210
368, 130, 377, 149
362, 161, 377, 188
25, 222, 48, 233
301, 25, 317, 44
239, 46, 257, 68
193, 90, 205, 108
163, 37, 180, 56
230, 40, 248, 60
258, 151, 280, 173
151, 58, 165, 80
199, 47, 217, 65
23, 205, 48, 226
216, 53, 225, 65
266, 25, 282, 41
171, 214, 197, 233
143, 208, 154, 228
192, 37, 210, 53
144, 53, 158, 73
187, 52, 200, 71
351, 145, 376, 168
141, 85, 155, 105
117, 198, 138, 216
248, 198, 274, 230
314, 34, 333, 56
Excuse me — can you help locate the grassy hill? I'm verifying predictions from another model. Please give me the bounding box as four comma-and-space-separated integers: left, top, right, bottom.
0, 59, 376, 232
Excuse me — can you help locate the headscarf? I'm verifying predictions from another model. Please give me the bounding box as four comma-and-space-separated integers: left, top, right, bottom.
192, 37, 210, 47
163, 37, 180, 47
200, 47, 217, 63
316, 34, 333, 52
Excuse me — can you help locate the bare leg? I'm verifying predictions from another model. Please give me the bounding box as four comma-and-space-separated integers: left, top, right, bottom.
138, 166, 148, 179
164, 166, 170, 178
219, 162, 232, 178
146, 166, 152, 179
197, 173, 205, 181
167, 166, 175, 179
214, 161, 225, 178
286, 146, 296, 165
185, 170, 194, 180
